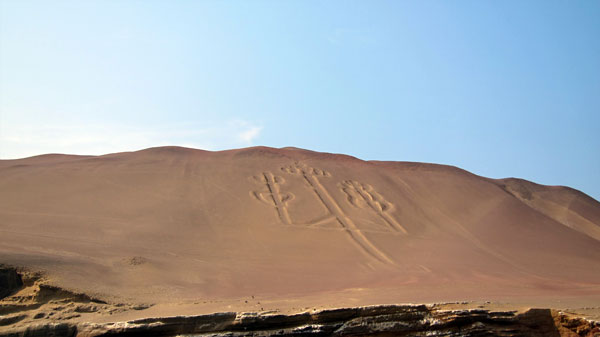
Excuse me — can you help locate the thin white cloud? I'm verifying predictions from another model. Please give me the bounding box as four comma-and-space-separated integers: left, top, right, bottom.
0, 120, 263, 159
238, 126, 263, 143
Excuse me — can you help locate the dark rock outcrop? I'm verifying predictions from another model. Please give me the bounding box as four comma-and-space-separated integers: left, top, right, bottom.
0, 267, 22, 300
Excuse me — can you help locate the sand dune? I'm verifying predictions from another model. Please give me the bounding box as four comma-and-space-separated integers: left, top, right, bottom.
0, 146, 599, 330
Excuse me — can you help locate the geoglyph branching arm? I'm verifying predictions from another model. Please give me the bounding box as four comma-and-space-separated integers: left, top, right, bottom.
340, 180, 407, 234
281, 162, 331, 178
250, 172, 293, 224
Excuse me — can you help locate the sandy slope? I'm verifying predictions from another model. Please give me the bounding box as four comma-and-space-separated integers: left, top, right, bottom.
0, 146, 599, 315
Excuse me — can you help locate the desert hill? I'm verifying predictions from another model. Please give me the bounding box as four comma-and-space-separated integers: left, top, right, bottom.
0, 146, 599, 331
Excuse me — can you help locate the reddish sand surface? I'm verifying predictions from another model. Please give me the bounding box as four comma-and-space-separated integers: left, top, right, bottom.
0, 146, 599, 321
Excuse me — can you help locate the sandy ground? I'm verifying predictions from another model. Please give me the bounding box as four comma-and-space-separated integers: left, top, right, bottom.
1, 146, 599, 328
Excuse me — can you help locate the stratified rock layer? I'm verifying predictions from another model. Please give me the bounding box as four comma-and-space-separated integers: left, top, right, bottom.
1, 305, 598, 337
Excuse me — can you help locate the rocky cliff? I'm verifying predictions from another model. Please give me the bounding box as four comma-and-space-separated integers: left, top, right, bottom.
1, 304, 598, 337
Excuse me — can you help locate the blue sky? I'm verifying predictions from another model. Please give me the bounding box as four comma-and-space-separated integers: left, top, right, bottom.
1, 1, 599, 200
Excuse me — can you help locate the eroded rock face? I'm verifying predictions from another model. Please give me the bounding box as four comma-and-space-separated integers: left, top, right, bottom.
0, 267, 22, 300
0, 268, 147, 335
1, 305, 598, 337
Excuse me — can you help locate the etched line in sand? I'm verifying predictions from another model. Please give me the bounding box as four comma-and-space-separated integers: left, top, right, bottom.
250, 172, 293, 225
340, 180, 408, 234
299, 214, 336, 227
281, 163, 395, 265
